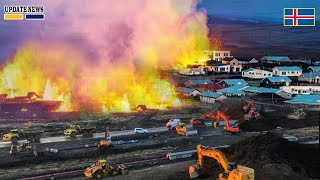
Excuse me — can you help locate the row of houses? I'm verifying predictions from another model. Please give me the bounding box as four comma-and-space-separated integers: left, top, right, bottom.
176, 78, 320, 107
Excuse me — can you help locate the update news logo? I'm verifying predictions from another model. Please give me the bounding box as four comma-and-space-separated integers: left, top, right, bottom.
283, 8, 316, 26
3, 5, 45, 20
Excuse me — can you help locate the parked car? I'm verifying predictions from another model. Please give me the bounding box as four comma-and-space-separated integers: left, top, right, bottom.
134, 128, 148, 134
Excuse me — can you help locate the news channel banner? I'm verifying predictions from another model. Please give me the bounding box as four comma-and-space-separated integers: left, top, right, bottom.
3, 5, 44, 20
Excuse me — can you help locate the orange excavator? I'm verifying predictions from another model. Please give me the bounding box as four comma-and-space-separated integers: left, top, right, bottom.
243, 100, 254, 113
189, 145, 255, 179
213, 111, 239, 134
190, 112, 216, 126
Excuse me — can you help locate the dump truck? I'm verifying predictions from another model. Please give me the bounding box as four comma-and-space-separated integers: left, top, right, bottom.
10, 142, 38, 156
2, 129, 44, 143
166, 119, 181, 130
176, 123, 198, 136
64, 125, 96, 137
84, 160, 128, 179
189, 144, 255, 179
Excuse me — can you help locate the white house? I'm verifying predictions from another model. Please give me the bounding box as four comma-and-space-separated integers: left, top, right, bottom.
207, 63, 230, 73
280, 86, 320, 95
242, 68, 272, 79
185, 80, 213, 87
199, 92, 227, 103
272, 66, 302, 77
179, 67, 206, 76
223, 57, 258, 65
176, 87, 201, 97
204, 50, 231, 62
261, 56, 291, 64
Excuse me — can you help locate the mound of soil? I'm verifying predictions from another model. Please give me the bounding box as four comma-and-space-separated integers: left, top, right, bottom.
222, 133, 319, 179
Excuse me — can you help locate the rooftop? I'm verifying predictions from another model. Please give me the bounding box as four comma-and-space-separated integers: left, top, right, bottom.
243, 86, 280, 94
264, 76, 292, 83
308, 66, 320, 71
243, 68, 271, 73
217, 84, 247, 95
219, 79, 248, 86
177, 87, 198, 94
262, 56, 291, 61
274, 66, 302, 71
200, 92, 222, 98
301, 73, 320, 79
185, 79, 213, 85
285, 95, 320, 105
208, 63, 228, 67
234, 57, 257, 61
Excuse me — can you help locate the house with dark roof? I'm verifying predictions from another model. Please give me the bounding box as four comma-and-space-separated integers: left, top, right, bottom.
261, 76, 292, 87
242, 68, 272, 79
206, 63, 231, 73
184, 79, 213, 87
307, 66, 320, 73
298, 73, 320, 84
272, 66, 302, 77
192, 84, 223, 92
199, 92, 227, 103
176, 87, 201, 98
218, 79, 248, 87
261, 56, 291, 64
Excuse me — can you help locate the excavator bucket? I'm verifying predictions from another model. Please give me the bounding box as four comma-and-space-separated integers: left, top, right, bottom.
189, 165, 200, 179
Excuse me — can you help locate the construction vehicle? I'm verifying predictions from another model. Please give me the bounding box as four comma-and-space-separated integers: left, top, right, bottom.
64, 125, 96, 137
213, 111, 239, 134
166, 119, 181, 130
287, 109, 306, 120
10, 141, 38, 156
175, 123, 198, 136
190, 112, 216, 126
84, 160, 128, 179
189, 144, 255, 179
2, 129, 44, 143
244, 108, 261, 121
98, 128, 112, 148
243, 100, 254, 113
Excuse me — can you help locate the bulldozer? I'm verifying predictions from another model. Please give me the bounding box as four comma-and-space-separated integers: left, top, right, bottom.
84, 160, 128, 179
287, 109, 306, 120
175, 123, 198, 136
189, 145, 255, 180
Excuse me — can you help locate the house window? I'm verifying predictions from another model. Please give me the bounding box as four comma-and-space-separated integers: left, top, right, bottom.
215, 53, 219, 56
264, 73, 266, 76
275, 71, 277, 75
303, 91, 306, 93
282, 72, 286, 75
215, 58, 218, 61
221, 68, 225, 72
268, 73, 271, 76
291, 71, 295, 74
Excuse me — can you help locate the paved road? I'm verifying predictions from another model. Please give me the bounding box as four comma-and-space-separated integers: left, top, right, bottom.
0, 127, 168, 148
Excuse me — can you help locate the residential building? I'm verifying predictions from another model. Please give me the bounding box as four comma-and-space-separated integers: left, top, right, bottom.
307, 66, 320, 73
199, 92, 226, 103
218, 79, 248, 87
280, 86, 320, 95
261, 56, 291, 64
204, 50, 231, 62
176, 87, 201, 98
242, 68, 272, 79
272, 66, 302, 77
207, 63, 231, 73
179, 67, 206, 76
185, 79, 213, 87
298, 73, 320, 84
261, 76, 292, 87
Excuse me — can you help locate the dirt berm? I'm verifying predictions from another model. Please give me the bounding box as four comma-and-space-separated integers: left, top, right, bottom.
222, 133, 319, 180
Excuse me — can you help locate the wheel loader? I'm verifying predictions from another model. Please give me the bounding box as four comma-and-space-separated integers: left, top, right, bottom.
84, 160, 128, 179
189, 144, 254, 180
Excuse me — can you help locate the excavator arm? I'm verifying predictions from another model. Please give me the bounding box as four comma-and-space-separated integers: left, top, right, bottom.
196, 145, 230, 172
215, 111, 239, 133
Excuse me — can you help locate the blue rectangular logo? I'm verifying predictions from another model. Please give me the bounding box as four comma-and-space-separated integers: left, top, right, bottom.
283, 8, 315, 26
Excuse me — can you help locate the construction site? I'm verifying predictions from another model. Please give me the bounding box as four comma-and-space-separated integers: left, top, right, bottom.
0, 0, 319, 180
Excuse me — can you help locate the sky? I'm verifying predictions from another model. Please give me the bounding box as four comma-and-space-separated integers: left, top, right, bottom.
199, 0, 320, 22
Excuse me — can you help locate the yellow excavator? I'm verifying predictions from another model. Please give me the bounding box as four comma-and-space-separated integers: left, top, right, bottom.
189, 145, 254, 180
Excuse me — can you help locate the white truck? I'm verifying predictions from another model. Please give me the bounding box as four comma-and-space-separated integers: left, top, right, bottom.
166, 119, 181, 130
